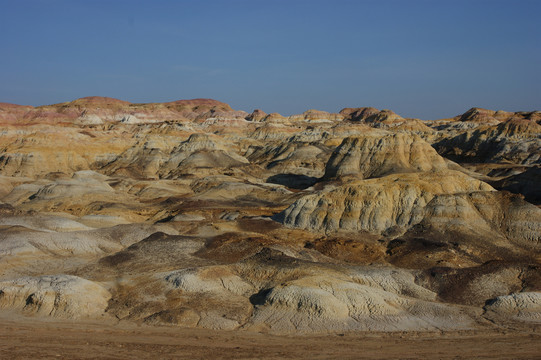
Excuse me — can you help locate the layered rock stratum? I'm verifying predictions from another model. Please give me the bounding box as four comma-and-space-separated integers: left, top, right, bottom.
0, 96, 539, 334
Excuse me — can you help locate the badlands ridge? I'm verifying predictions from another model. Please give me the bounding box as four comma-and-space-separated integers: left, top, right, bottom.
0, 97, 539, 333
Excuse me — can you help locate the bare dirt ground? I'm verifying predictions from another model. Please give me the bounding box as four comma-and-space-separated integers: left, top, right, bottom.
1, 313, 539, 360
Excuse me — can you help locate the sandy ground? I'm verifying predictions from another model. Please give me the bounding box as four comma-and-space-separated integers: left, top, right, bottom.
0, 313, 540, 359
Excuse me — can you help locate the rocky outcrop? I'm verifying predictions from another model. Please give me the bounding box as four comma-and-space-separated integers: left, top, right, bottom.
485, 292, 541, 321
288, 110, 343, 122
280, 171, 493, 234
456, 107, 541, 124
160, 133, 250, 177
246, 109, 267, 122
248, 142, 331, 179
458, 107, 512, 124
340, 107, 433, 133
324, 132, 448, 179
421, 190, 541, 248
340, 107, 380, 121
433, 118, 541, 165
0, 275, 111, 318
114, 248, 477, 332
247, 274, 473, 332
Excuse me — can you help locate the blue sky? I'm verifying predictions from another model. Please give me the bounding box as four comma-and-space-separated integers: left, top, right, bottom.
1, 0, 539, 119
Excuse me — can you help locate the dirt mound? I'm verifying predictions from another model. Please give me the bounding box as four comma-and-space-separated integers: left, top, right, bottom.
281, 171, 492, 234
324, 132, 447, 179
0, 275, 110, 318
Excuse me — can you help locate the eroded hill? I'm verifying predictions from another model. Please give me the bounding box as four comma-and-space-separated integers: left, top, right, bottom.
0, 98, 539, 333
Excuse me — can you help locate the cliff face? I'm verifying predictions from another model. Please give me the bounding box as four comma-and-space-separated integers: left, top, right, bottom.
0, 98, 539, 333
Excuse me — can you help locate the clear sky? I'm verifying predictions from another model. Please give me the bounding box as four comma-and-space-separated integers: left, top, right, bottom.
1, 0, 539, 119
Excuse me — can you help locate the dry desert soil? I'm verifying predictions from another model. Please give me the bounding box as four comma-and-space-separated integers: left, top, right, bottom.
1, 313, 540, 360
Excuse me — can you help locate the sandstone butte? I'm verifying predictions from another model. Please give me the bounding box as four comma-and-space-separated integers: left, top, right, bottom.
0, 97, 539, 342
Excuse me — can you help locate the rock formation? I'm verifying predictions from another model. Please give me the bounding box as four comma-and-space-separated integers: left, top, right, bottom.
0, 275, 111, 318
324, 132, 448, 179
280, 171, 494, 234
0, 98, 538, 334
